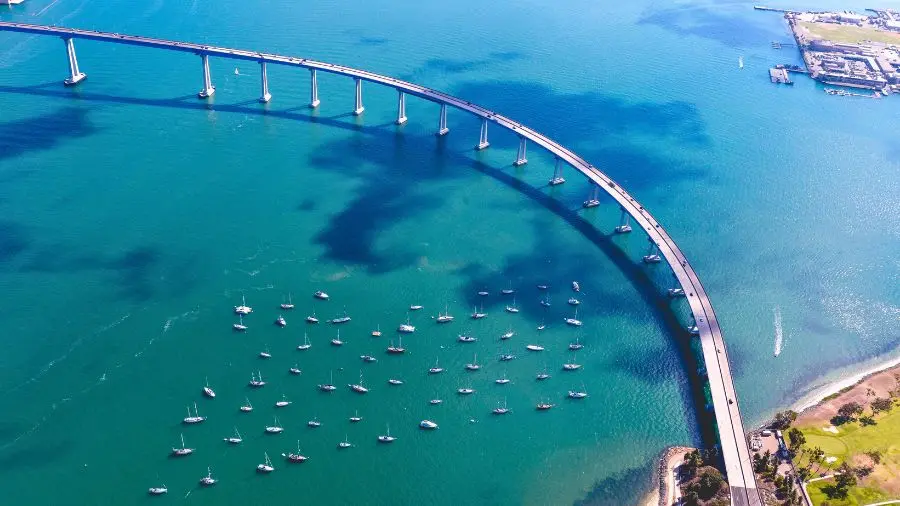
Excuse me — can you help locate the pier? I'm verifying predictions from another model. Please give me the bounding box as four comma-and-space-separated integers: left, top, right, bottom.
0, 21, 761, 506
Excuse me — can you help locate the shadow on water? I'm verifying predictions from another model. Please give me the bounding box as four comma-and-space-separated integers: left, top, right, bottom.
573, 461, 654, 506
0, 220, 30, 261
0, 105, 98, 163
636, 2, 783, 48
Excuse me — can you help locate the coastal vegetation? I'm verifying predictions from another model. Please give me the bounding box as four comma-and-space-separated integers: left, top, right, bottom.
677, 449, 730, 506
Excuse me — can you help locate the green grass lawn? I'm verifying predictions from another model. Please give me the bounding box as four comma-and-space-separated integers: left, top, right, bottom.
798, 21, 900, 45
799, 408, 900, 505
806, 479, 890, 506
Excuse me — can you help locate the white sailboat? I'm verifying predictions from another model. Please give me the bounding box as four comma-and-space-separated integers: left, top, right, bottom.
240, 397, 253, 413
436, 304, 454, 323
306, 311, 319, 324
307, 416, 322, 428
565, 307, 583, 327
297, 333, 312, 350
377, 424, 396, 443
203, 377, 216, 398
465, 353, 480, 371
257, 452, 275, 472
275, 315, 287, 327
199, 467, 217, 486
318, 370, 336, 392
569, 337, 584, 351
348, 371, 368, 393
428, 357, 444, 374
338, 435, 352, 449
265, 416, 284, 434
505, 297, 520, 313
234, 294, 252, 315
471, 305, 487, 319
331, 330, 344, 346
386, 336, 406, 353
259, 345, 271, 359
409, 304, 424, 311
500, 327, 514, 340
289, 364, 302, 375
349, 410, 362, 422
233, 314, 248, 332
388, 378, 403, 385
171, 433, 193, 456
526, 344, 544, 352
492, 398, 510, 415
398, 315, 416, 333
283, 441, 308, 462
183, 403, 205, 424
224, 426, 243, 444
249, 371, 266, 388
280, 293, 295, 310
275, 394, 291, 408
562, 353, 582, 370
148, 485, 168, 495
495, 371, 511, 385
313, 290, 329, 300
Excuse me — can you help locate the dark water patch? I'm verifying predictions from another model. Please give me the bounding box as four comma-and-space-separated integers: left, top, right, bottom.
296, 198, 317, 211
0, 106, 98, 163
423, 51, 527, 75
637, 3, 781, 48
801, 315, 835, 336
358, 36, 389, 46
574, 461, 653, 506
0, 221, 30, 262
0, 437, 72, 471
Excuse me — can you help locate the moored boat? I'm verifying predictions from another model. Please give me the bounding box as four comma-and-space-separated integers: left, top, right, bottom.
419, 420, 438, 430
257, 452, 275, 472
171, 433, 193, 456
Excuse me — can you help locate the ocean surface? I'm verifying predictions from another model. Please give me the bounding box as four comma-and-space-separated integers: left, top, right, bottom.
0, 0, 898, 504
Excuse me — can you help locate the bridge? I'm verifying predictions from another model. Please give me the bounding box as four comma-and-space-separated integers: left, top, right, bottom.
0, 21, 762, 506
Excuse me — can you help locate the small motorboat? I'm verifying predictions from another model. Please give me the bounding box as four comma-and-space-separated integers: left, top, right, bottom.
536, 401, 554, 411
615, 223, 633, 233
499, 353, 515, 362
477, 290, 489, 296
371, 325, 382, 337
537, 323, 546, 331
283, 441, 308, 463
297, 333, 312, 350
275, 395, 291, 408
224, 426, 243, 444
199, 467, 217, 487
429, 399, 443, 405
275, 315, 287, 327
183, 403, 205, 424
568, 298, 580, 306
307, 417, 321, 428
289, 364, 302, 375
410, 304, 424, 311
526, 344, 544, 352
203, 377, 216, 398
249, 371, 266, 388
537, 284, 548, 290
240, 398, 253, 412
361, 355, 377, 363
313, 291, 329, 300
419, 420, 438, 430
668, 288, 685, 298
257, 452, 275, 473
234, 295, 253, 315
571, 281, 580, 292
378, 424, 396, 443
171, 434, 193, 456
388, 378, 403, 385
688, 324, 700, 336
259, 346, 272, 359
265, 416, 284, 434
280, 294, 295, 310
568, 390, 588, 399
234, 67, 240, 75
306, 312, 319, 324
458, 334, 477, 343
457, 387, 475, 395
148, 486, 168, 496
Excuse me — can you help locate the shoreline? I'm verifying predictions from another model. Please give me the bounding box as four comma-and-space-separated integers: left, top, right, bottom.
790, 352, 900, 414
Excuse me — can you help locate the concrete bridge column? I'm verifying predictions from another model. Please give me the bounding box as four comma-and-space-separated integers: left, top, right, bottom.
353, 78, 364, 115
614, 207, 632, 233
437, 103, 449, 136
514, 137, 528, 166
309, 69, 320, 108
63, 37, 86, 86
549, 157, 566, 185
198, 53, 215, 99
583, 185, 600, 208
396, 91, 407, 125
476, 118, 489, 150
259, 62, 271, 103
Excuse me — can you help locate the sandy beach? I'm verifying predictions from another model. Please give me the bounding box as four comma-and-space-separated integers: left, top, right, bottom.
791, 353, 900, 414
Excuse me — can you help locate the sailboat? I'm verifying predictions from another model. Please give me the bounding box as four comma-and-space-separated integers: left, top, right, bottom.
349, 410, 362, 422
501, 282, 515, 295
436, 304, 454, 323
329, 309, 351, 324
259, 345, 271, 359
297, 333, 312, 350
338, 435, 352, 449
526, 343, 544, 352
331, 330, 344, 346
318, 371, 337, 392
306, 311, 319, 324
398, 315, 416, 333
471, 305, 487, 319
457, 333, 477, 343
224, 426, 243, 444
499, 351, 515, 361
536, 399, 554, 411
388, 378, 403, 385
265, 416, 284, 434
348, 371, 368, 393
313, 290, 329, 300
500, 327, 514, 340
569, 337, 584, 351
171, 433, 194, 456
739, 56, 744, 69
360, 354, 377, 363
371, 325, 382, 337
233, 314, 248, 332
257, 452, 275, 472
203, 377, 216, 398
283, 441, 308, 462
428, 358, 444, 374
465, 353, 480, 371
568, 384, 588, 399
409, 304, 424, 311
234, 294, 252, 315
148, 485, 168, 495
505, 297, 520, 313
495, 371, 511, 385
280, 293, 295, 310
536, 365, 551, 380
183, 403, 205, 424
477, 289, 489, 296
377, 424, 396, 443
386, 336, 405, 354
240, 397, 253, 412
249, 371, 266, 387
275, 315, 287, 327
307, 416, 321, 428
568, 297, 580, 306
289, 363, 302, 375
275, 394, 291, 408
199, 467, 217, 487
492, 398, 510, 415
565, 308, 583, 327
457, 384, 475, 395
562, 353, 582, 371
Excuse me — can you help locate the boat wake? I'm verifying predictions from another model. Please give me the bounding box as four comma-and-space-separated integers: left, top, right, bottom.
773, 307, 784, 357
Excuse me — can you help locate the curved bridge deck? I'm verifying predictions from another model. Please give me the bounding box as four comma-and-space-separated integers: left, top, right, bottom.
0, 21, 761, 505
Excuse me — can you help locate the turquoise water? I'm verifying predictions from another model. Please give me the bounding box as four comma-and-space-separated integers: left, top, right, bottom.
1, 0, 898, 504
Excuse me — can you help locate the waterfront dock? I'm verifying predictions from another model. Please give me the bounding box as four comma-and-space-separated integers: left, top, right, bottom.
769, 66, 794, 84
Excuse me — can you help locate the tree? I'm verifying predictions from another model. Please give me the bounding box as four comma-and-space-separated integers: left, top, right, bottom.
837, 401, 863, 419
695, 470, 724, 500
871, 397, 893, 414
683, 491, 700, 506
772, 410, 797, 429
859, 415, 876, 426
787, 428, 806, 450
807, 447, 824, 474
796, 467, 811, 482
684, 449, 703, 477
865, 450, 883, 464
832, 462, 857, 496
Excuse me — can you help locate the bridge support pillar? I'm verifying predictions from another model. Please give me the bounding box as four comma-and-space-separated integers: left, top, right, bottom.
396, 91, 407, 125
513, 137, 527, 166
549, 157, 565, 185
475, 118, 489, 150
583, 185, 600, 208
614, 207, 632, 233
258, 62, 271, 103
198, 54, 215, 99
63, 37, 86, 86
437, 103, 449, 136
309, 69, 320, 108
353, 78, 364, 115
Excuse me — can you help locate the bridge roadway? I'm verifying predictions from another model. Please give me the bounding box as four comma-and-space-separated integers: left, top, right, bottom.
0, 21, 761, 505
